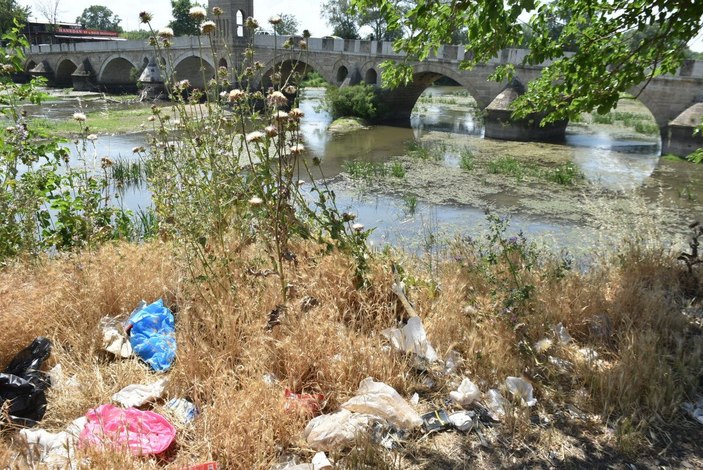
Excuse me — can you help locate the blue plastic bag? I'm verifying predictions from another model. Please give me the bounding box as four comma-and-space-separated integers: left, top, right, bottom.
127, 299, 176, 372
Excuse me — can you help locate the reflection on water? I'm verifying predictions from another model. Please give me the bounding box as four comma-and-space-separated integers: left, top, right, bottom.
42, 85, 701, 251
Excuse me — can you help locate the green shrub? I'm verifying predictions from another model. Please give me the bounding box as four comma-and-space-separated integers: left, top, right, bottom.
326, 84, 379, 120
299, 70, 327, 88
459, 149, 475, 171
593, 113, 614, 124
543, 162, 584, 185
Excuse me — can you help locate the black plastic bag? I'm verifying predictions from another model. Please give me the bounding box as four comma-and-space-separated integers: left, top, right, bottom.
0, 337, 52, 427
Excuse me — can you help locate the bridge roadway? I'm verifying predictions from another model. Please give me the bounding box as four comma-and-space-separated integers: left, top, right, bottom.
25, 34, 703, 155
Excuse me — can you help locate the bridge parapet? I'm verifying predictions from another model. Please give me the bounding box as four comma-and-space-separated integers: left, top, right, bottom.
29, 36, 209, 54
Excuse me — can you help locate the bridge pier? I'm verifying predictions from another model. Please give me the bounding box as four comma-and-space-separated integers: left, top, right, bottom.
138, 58, 166, 100
661, 103, 703, 157
484, 80, 567, 142
71, 59, 96, 92
28, 61, 54, 85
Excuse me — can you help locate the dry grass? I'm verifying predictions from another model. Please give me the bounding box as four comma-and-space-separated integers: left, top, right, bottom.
0, 232, 702, 468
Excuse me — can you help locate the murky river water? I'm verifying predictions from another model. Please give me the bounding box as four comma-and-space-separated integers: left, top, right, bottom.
25, 87, 703, 253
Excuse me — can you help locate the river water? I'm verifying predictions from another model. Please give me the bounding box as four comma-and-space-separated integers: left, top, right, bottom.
26, 87, 703, 254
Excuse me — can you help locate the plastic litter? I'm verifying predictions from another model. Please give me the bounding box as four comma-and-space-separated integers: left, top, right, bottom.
284, 389, 324, 416
101, 316, 133, 358
682, 396, 703, 425
382, 316, 438, 362
449, 377, 481, 408
553, 322, 573, 344
444, 350, 462, 375
79, 403, 176, 455
48, 363, 80, 390
577, 347, 599, 361
484, 389, 509, 421
311, 451, 333, 470
341, 377, 423, 430
0, 336, 52, 426
421, 409, 451, 432
548, 355, 573, 371
410, 392, 420, 406
505, 376, 537, 407
378, 429, 404, 450
126, 299, 176, 372
112, 378, 168, 408
304, 409, 373, 451
449, 410, 475, 432
166, 398, 199, 423
20, 416, 87, 469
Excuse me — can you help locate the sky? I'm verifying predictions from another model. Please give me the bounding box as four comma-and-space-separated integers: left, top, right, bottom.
16, 0, 703, 51
17, 1, 333, 35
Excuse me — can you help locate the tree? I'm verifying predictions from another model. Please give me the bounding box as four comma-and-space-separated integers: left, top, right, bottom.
271, 13, 299, 36
323, 0, 409, 40
351, 0, 703, 123
357, 1, 410, 41
169, 0, 202, 36
76, 5, 122, 32
322, 0, 360, 39
0, 0, 30, 36
35, 0, 62, 25
120, 30, 151, 40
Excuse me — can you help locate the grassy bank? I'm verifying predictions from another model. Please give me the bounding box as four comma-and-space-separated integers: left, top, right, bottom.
1, 225, 702, 468
29, 105, 189, 137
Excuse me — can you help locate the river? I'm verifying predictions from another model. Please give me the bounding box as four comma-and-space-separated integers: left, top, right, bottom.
24, 86, 703, 255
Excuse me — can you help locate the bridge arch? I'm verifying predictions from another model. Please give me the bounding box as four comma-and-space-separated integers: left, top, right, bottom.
25, 59, 37, 73
172, 55, 216, 89
98, 55, 140, 90
336, 65, 348, 83
358, 61, 380, 87
55, 58, 77, 86
378, 62, 491, 124
364, 68, 378, 85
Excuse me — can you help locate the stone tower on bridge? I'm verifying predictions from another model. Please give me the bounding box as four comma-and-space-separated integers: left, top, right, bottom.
209, 0, 254, 43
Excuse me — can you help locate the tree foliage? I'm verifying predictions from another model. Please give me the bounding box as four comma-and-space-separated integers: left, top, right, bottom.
169, 0, 202, 36
272, 13, 299, 36
322, 0, 408, 40
351, 0, 703, 122
0, 0, 29, 37
76, 5, 122, 32
322, 0, 360, 39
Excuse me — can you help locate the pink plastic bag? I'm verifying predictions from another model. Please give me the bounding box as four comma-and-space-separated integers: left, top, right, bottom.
79, 404, 176, 456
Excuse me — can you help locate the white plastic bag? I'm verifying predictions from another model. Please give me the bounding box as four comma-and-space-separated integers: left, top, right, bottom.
101, 316, 133, 358
20, 416, 87, 469
553, 322, 573, 344
444, 350, 462, 375
341, 377, 423, 430
111, 378, 168, 407
449, 378, 481, 407
449, 411, 475, 432
304, 409, 372, 451
484, 389, 509, 421
505, 376, 537, 407
311, 452, 333, 470
382, 316, 438, 362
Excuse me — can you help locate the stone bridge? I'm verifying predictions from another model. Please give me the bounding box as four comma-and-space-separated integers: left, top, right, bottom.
25, 31, 703, 155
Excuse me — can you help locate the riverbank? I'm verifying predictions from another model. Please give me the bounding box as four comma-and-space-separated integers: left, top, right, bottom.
1, 227, 702, 468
